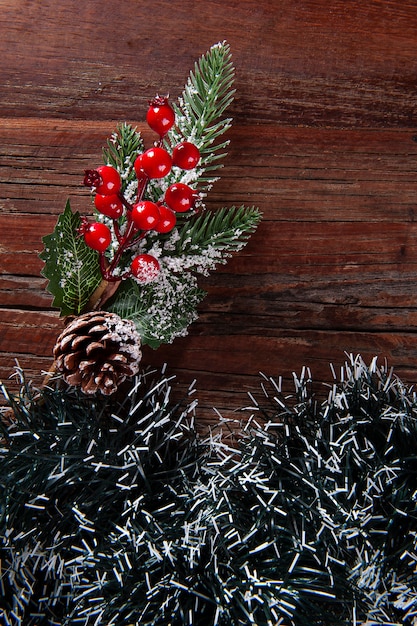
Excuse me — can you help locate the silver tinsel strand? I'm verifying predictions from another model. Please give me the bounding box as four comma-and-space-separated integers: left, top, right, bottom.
1, 355, 416, 625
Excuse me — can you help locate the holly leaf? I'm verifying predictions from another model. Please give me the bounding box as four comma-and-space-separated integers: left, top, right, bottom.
40, 201, 102, 316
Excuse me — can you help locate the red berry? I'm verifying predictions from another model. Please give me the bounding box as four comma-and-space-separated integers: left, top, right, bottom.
155, 205, 176, 233
140, 147, 172, 179
95, 165, 122, 195
131, 254, 160, 284
131, 200, 160, 231
94, 193, 124, 219
133, 154, 146, 179
146, 96, 175, 138
172, 142, 200, 170
84, 222, 112, 252
164, 183, 197, 213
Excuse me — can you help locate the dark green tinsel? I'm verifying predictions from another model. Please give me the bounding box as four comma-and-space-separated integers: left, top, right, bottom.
1, 355, 416, 625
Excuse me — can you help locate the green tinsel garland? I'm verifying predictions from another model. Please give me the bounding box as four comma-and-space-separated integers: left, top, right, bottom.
1, 355, 416, 625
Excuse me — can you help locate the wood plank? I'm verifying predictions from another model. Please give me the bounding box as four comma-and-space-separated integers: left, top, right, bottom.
2, 119, 417, 424
144, 329, 417, 424
0, 276, 51, 308
2, 0, 417, 427
1, 122, 416, 220
1, 1, 417, 127
2, 328, 417, 430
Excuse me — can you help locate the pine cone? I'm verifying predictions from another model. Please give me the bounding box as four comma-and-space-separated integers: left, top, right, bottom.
53, 311, 142, 395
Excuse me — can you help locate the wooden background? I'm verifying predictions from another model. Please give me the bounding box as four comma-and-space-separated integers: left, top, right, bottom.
1, 0, 417, 427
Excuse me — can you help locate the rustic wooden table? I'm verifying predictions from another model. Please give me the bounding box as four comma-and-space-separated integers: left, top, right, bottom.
1, 0, 417, 427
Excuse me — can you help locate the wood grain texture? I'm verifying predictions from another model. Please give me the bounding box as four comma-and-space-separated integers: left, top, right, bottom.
1, 0, 417, 427
1, 0, 417, 126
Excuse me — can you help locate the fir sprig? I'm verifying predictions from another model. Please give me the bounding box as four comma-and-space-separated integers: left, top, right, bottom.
167, 41, 236, 188
107, 206, 261, 345
102, 122, 144, 192
107, 272, 206, 348
40, 41, 261, 346
94, 43, 260, 346
174, 205, 261, 257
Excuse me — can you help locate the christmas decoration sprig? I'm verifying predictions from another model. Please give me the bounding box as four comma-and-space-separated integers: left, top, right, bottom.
40, 42, 261, 356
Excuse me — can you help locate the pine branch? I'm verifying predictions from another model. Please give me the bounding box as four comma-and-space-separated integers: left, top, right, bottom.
175, 205, 262, 257
39, 42, 260, 349
167, 41, 235, 189
102, 122, 144, 193
106, 273, 206, 348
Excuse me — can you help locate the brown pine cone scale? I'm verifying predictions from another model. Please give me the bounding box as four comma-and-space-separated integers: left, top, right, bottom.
53, 311, 142, 395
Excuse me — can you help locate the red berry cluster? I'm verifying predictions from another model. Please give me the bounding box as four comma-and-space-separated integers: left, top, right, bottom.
79, 96, 200, 285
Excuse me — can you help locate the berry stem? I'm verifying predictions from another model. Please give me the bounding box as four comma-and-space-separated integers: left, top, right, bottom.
100, 162, 153, 281
118, 192, 134, 213
136, 174, 149, 203
100, 217, 139, 281
113, 220, 123, 244
93, 138, 166, 283
99, 252, 111, 279
123, 231, 147, 250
